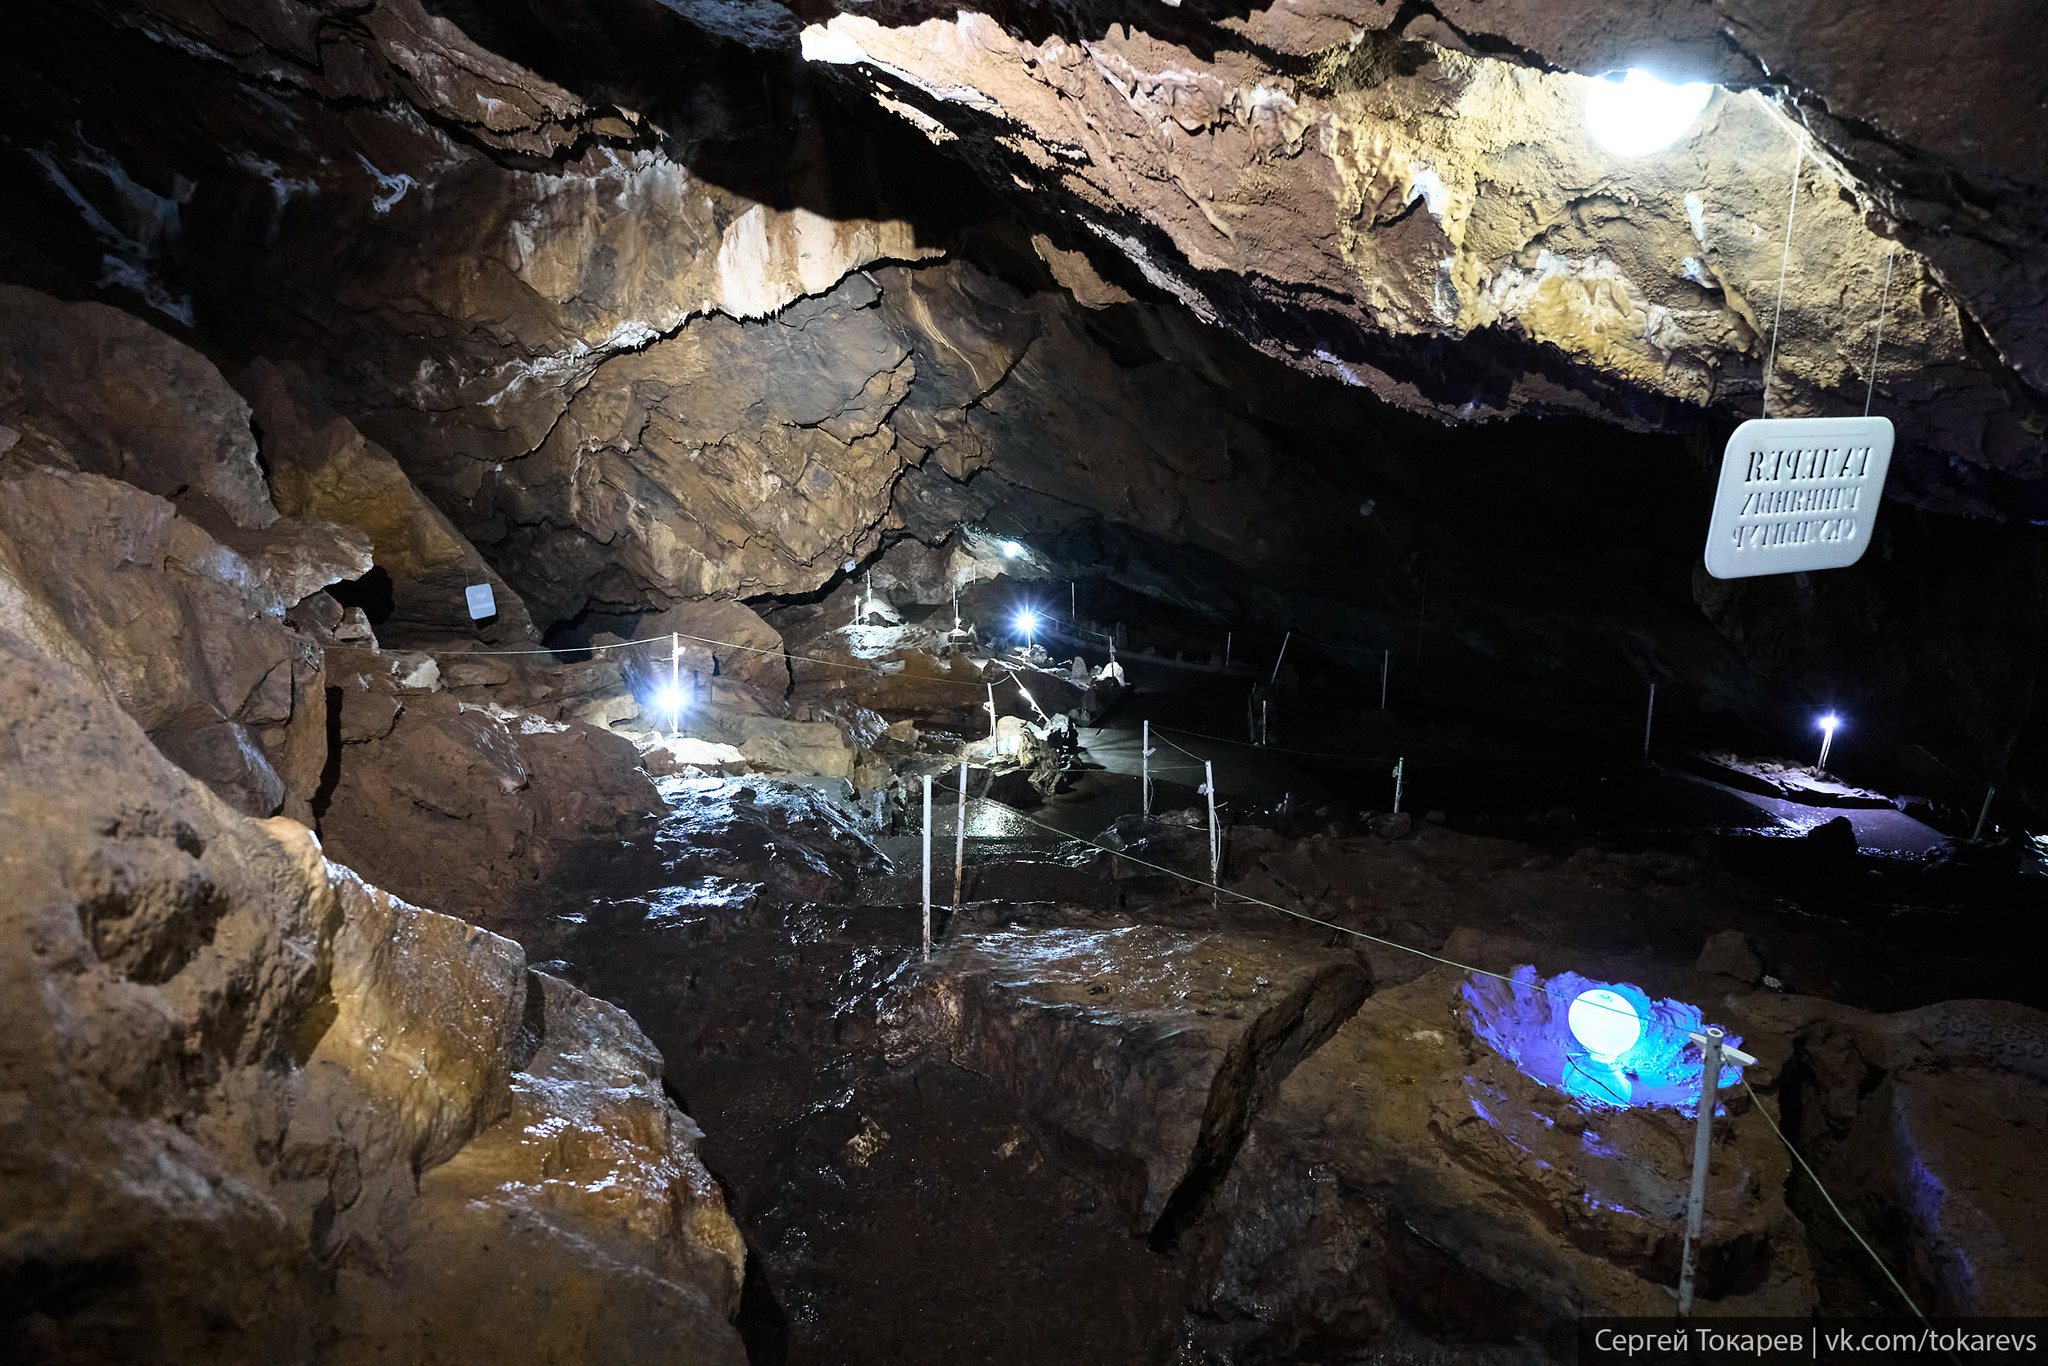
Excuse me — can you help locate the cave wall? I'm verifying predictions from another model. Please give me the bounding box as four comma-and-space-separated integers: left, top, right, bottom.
1, 0, 2044, 793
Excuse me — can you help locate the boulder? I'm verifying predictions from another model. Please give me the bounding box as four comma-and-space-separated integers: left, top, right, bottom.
887, 921, 1370, 1243
0, 284, 276, 529
237, 360, 535, 644
0, 622, 746, 1364
317, 663, 663, 920
0, 462, 316, 817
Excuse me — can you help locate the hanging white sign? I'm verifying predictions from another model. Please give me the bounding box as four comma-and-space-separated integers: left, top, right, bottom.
1703, 416, 1893, 579
464, 582, 497, 619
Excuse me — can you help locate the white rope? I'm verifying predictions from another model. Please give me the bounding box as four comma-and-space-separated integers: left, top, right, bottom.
1761, 138, 1804, 419
1865, 244, 1898, 417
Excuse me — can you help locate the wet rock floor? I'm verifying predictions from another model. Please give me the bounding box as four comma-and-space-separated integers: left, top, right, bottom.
472, 674, 2048, 1362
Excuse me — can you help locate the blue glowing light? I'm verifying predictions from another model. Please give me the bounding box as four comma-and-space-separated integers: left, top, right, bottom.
654, 684, 686, 714
1819, 713, 1840, 733
1464, 967, 1743, 1116
1015, 609, 1039, 643
1568, 987, 1642, 1062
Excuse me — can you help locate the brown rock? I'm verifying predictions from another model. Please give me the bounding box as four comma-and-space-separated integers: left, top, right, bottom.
0, 284, 277, 529
238, 359, 536, 643
0, 618, 745, 1363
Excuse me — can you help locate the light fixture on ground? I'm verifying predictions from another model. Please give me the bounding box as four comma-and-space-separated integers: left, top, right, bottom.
654, 683, 686, 735
1817, 712, 1841, 770
1584, 69, 1713, 156
1567, 987, 1642, 1064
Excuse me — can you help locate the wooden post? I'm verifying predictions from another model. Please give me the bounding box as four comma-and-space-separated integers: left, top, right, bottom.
1142, 720, 1152, 818
1643, 683, 1657, 763
922, 774, 933, 960
1204, 760, 1220, 908
953, 760, 967, 908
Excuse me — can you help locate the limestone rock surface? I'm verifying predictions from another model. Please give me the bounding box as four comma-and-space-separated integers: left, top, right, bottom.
0, 623, 747, 1363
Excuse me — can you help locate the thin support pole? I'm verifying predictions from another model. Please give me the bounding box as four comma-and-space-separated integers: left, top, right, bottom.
1381, 650, 1390, 709
1643, 683, 1657, 763
921, 775, 933, 960
1817, 727, 1835, 772
1972, 786, 1997, 842
986, 682, 997, 741
670, 632, 682, 738
1392, 757, 1405, 814
1261, 699, 1269, 747
1204, 760, 1220, 908
1071, 581, 1076, 620
953, 760, 967, 908
1677, 1027, 1755, 1315
1270, 630, 1292, 684
1224, 632, 1232, 667
1142, 720, 1153, 819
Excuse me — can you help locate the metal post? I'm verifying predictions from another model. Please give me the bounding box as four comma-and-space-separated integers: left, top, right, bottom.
954, 761, 967, 908
1204, 760, 1220, 908
1392, 757, 1404, 814
1643, 683, 1657, 763
921, 775, 933, 960
1678, 1027, 1757, 1315
1270, 630, 1291, 684
1224, 632, 1232, 667
986, 682, 997, 741
670, 632, 682, 738
1142, 720, 1152, 818
1381, 650, 1389, 709
1071, 581, 1076, 619
1972, 786, 1997, 842
1261, 699, 1269, 747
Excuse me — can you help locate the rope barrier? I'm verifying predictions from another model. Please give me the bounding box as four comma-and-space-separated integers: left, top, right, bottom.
924, 774, 1933, 1314
1739, 1077, 1930, 1324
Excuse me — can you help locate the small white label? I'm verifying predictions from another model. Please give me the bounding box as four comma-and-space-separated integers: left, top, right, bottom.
1704, 416, 1893, 579
464, 582, 497, 619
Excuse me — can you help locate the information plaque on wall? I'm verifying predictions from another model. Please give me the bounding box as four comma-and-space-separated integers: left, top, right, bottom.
1703, 416, 1894, 579
465, 582, 497, 619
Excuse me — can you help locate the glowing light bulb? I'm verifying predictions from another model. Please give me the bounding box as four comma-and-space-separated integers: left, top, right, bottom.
1567, 987, 1642, 1063
654, 684, 686, 715
1584, 69, 1713, 157
1015, 609, 1039, 645
1001, 540, 1023, 558
1816, 712, 1841, 769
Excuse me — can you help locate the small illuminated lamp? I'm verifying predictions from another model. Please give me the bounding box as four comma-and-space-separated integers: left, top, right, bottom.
1015, 608, 1039, 648
1816, 713, 1841, 770
1584, 69, 1714, 157
654, 682, 686, 736
1001, 540, 1024, 559
1567, 987, 1642, 1064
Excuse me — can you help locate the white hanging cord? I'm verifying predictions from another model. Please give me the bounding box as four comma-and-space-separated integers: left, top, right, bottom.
1760, 138, 1804, 419
1865, 244, 1898, 417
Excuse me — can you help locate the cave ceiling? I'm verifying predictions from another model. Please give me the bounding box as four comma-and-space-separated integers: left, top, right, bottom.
2, 0, 2045, 785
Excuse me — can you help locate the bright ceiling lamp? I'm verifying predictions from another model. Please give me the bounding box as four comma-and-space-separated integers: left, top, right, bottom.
1585, 69, 1714, 156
